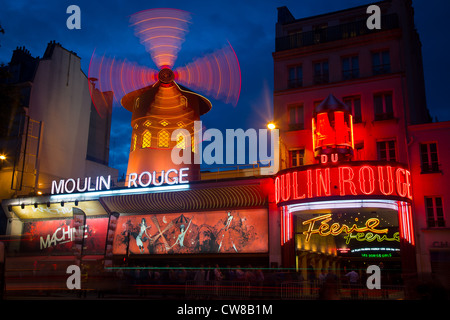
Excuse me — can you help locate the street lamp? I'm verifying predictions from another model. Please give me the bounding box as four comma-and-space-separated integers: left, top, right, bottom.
267, 122, 276, 130
0, 154, 6, 161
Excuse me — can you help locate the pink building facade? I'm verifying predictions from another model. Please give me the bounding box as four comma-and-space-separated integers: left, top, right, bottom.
273, 0, 449, 292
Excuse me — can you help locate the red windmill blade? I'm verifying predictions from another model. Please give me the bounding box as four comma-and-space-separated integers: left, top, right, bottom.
174, 43, 241, 107
88, 51, 158, 117
89, 8, 241, 117
129, 8, 191, 69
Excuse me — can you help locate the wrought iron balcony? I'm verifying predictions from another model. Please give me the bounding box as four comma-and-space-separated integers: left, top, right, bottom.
275, 13, 399, 52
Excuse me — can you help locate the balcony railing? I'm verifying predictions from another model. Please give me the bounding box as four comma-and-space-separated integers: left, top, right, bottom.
276, 13, 399, 52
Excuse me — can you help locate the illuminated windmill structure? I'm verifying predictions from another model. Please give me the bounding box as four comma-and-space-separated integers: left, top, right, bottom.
312, 94, 354, 162
88, 9, 241, 182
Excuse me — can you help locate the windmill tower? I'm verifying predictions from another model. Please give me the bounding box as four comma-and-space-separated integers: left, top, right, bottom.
89, 9, 241, 183
121, 68, 211, 181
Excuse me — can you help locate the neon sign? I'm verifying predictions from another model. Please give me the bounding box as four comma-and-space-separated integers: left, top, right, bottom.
301, 213, 389, 242
301, 213, 399, 245
343, 231, 400, 245
51, 168, 189, 194
274, 162, 412, 205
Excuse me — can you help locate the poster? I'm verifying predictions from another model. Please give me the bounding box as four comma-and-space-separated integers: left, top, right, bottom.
113, 209, 268, 254
21, 217, 108, 255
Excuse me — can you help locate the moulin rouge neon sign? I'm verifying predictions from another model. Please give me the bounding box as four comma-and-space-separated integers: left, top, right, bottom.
51, 168, 189, 195
274, 162, 412, 205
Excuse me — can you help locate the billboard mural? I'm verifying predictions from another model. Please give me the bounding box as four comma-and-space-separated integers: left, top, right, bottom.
112, 209, 268, 255
21, 217, 108, 255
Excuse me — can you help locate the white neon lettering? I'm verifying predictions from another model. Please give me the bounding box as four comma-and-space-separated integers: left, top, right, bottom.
179, 168, 189, 183
52, 180, 64, 194
128, 173, 138, 188
65, 179, 76, 193
138, 171, 152, 187
165, 169, 179, 185
153, 170, 165, 186
99, 175, 111, 190
51, 170, 189, 195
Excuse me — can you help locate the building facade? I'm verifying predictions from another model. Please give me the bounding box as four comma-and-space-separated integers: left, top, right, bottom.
273, 0, 448, 292
0, 41, 118, 202
0, 1, 449, 299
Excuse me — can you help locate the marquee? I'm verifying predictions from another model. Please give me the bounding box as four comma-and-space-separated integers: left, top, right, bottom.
275, 161, 412, 206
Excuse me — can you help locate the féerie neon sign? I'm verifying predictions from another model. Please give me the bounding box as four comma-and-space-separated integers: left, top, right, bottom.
275, 163, 412, 205
302, 213, 388, 242
302, 213, 399, 244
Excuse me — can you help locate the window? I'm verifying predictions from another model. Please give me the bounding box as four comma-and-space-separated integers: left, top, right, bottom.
377, 140, 396, 161
343, 96, 362, 123
420, 143, 440, 173
313, 24, 327, 44
142, 130, 151, 148
288, 65, 303, 88
134, 97, 140, 111
289, 149, 305, 167
191, 135, 196, 153
131, 134, 137, 152
288, 104, 304, 130
158, 130, 169, 148
288, 30, 303, 49
342, 56, 359, 80
372, 50, 391, 75
176, 132, 186, 149
353, 142, 364, 160
374, 92, 394, 120
425, 197, 445, 227
313, 61, 329, 84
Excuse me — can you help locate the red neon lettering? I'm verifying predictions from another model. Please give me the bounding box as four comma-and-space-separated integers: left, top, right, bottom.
316, 168, 331, 197
338, 166, 357, 196
378, 166, 394, 195
292, 171, 306, 200
407, 204, 415, 245
396, 168, 407, 197
406, 170, 412, 200
281, 173, 291, 202
275, 176, 280, 204
359, 166, 375, 195
307, 169, 313, 198
331, 153, 338, 163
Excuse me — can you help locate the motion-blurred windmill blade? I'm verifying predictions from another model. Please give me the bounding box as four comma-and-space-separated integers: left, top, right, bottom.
129, 8, 191, 69
88, 51, 158, 117
175, 43, 241, 106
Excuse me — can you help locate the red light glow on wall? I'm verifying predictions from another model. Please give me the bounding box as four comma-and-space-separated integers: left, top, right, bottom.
281, 206, 293, 245
398, 201, 415, 245
275, 162, 412, 205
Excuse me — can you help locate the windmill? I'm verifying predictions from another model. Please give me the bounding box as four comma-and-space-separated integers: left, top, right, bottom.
88, 8, 241, 182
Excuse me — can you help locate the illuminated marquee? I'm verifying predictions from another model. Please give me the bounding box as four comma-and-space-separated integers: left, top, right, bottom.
51, 168, 189, 194
275, 162, 412, 205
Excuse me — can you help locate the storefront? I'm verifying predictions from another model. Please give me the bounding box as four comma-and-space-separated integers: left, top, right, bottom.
275, 161, 416, 282
1, 177, 274, 285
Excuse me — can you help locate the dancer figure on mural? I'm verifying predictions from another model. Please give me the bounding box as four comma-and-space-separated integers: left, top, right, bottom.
218, 211, 238, 253
169, 217, 193, 249
136, 218, 151, 253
